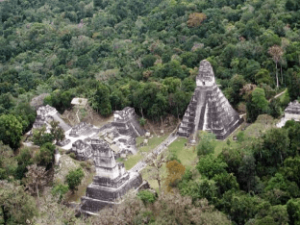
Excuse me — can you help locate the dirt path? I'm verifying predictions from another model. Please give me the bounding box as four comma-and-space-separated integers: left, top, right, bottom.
269, 89, 286, 102
130, 133, 178, 173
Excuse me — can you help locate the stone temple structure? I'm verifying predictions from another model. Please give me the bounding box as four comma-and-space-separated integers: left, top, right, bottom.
178, 60, 243, 140
277, 100, 300, 128
80, 139, 146, 215
112, 107, 145, 137
71, 139, 93, 161
284, 100, 300, 120
68, 107, 145, 160
32, 105, 71, 133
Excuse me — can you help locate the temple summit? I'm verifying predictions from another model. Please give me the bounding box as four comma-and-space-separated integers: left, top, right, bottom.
178, 60, 243, 141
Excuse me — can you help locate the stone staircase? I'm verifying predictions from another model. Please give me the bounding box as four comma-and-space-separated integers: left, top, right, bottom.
177, 88, 207, 137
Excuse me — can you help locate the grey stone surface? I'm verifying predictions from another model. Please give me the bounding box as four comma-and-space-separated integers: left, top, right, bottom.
57, 138, 71, 147
32, 105, 71, 133
69, 122, 97, 137
285, 100, 300, 115
277, 100, 300, 127
113, 107, 146, 137
30, 93, 50, 109
177, 60, 243, 140
80, 139, 144, 214
63, 107, 145, 159
70, 139, 93, 161
96, 107, 146, 156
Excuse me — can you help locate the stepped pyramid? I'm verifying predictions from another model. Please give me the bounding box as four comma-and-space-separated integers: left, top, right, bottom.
178, 60, 243, 140
80, 139, 146, 215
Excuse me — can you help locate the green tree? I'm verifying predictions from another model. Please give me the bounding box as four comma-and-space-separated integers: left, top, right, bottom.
252, 88, 269, 111
32, 126, 54, 146
15, 148, 33, 180
66, 168, 84, 193
0, 142, 15, 180
35, 143, 56, 169
287, 73, 300, 101
287, 198, 300, 225
246, 88, 269, 122
212, 172, 239, 196
281, 157, 300, 187
261, 128, 290, 167
197, 155, 227, 179
92, 83, 112, 116
219, 192, 261, 225
238, 153, 256, 192
0, 114, 23, 149
180, 52, 198, 68
0, 181, 37, 224
255, 69, 273, 86
284, 120, 300, 154
226, 74, 246, 106
268, 45, 283, 88
12, 103, 36, 133
50, 121, 65, 143
265, 173, 300, 200
197, 131, 216, 157
141, 55, 156, 68
137, 190, 157, 205
269, 98, 282, 118
218, 146, 243, 175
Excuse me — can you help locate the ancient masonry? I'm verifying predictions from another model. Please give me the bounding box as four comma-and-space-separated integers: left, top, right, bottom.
32, 105, 71, 133
69, 107, 145, 160
277, 100, 300, 127
177, 60, 243, 140
112, 107, 145, 138
284, 100, 300, 120
29, 105, 148, 214
80, 139, 147, 215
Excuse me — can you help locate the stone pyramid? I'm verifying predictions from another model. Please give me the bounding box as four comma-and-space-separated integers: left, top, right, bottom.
177, 60, 243, 140
80, 139, 146, 215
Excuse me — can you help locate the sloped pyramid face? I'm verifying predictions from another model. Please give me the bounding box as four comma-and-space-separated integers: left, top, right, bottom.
80, 139, 144, 214
177, 60, 243, 140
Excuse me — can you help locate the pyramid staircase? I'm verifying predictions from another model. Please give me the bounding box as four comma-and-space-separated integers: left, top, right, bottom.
177, 60, 243, 140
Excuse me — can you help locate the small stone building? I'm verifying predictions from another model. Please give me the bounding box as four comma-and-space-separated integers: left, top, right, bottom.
284, 100, 300, 121
71, 98, 88, 108
277, 100, 300, 127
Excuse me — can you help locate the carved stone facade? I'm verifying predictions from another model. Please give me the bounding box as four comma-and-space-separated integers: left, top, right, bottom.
69, 122, 97, 137
277, 100, 300, 127
70, 140, 93, 161
178, 60, 243, 140
80, 139, 145, 214
112, 107, 145, 137
285, 100, 300, 120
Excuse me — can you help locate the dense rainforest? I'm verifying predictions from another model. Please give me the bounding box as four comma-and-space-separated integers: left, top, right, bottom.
1, 0, 300, 224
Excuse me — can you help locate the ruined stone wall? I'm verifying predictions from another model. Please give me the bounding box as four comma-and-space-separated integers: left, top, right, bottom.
81, 172, 143, 213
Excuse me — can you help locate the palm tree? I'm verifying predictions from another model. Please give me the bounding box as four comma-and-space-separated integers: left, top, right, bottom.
268, 45, 284, 88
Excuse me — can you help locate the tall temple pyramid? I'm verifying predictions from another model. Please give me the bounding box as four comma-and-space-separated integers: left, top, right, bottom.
177, 60, 243, 140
